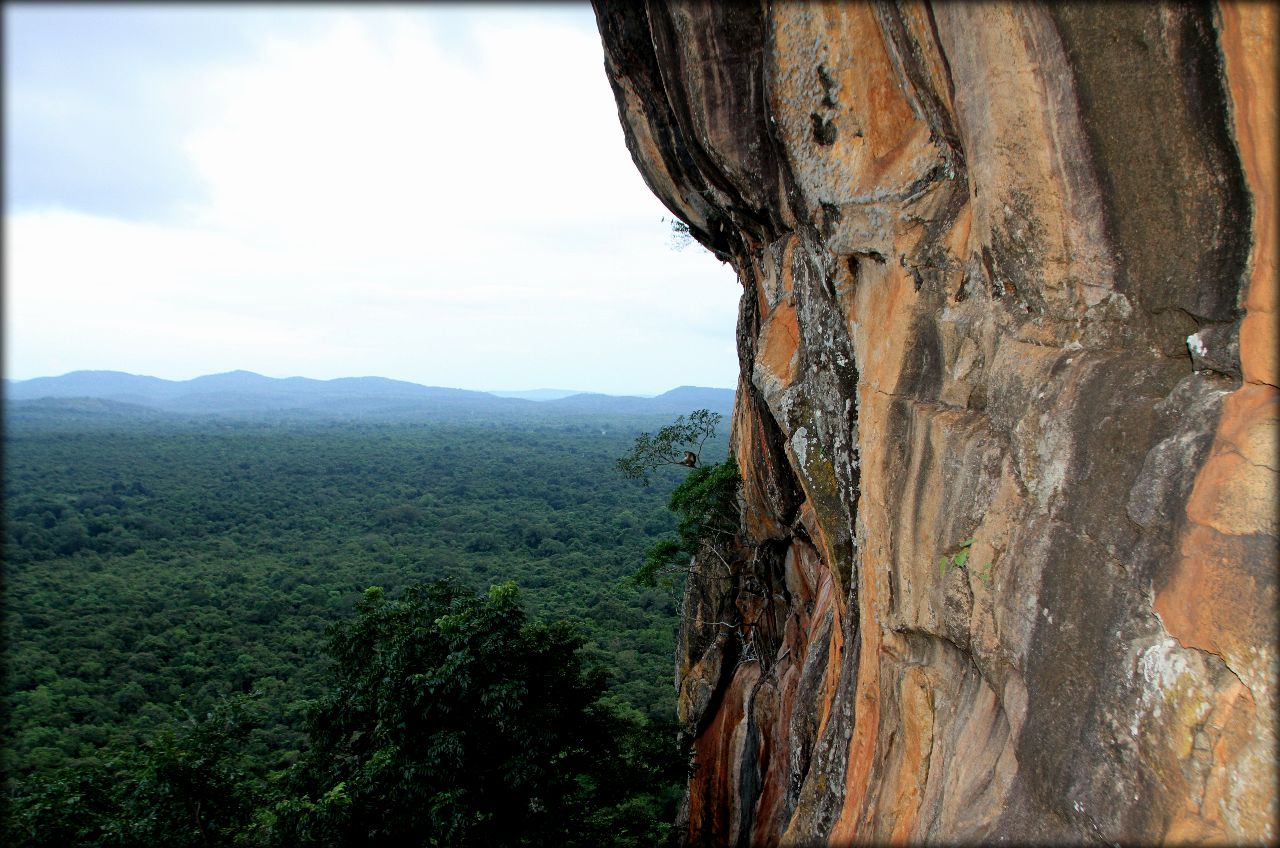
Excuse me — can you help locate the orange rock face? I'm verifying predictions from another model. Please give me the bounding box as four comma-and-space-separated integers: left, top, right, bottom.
595, 2, 1277, 844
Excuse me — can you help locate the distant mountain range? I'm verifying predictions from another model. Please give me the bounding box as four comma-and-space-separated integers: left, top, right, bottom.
3, 370, 735, 424
486, 388, 585, 401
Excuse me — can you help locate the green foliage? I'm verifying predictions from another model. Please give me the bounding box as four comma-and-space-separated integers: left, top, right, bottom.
4, 760, 117, 848
4, 695, 270, 848
279, 579, 600, 844
615, 409, 721, 485
937, 537, 973, 578
5, 583, 686, 848
937, 537, 993, 583
3, 419, 689, 782
3, 415, 703, 842
112, 697, 269, 847
273, 580, 681, 847
615, 408, 741, 588
634, 458, 741, 588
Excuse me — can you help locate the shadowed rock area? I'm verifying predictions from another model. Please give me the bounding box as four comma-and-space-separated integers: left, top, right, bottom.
592, 3, 1277, 844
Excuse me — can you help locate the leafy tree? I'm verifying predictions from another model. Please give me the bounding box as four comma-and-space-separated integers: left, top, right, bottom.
271, 581, 679, 847
615, 409, 721, 485
4, 695, 269, 848
634, 459, 741, 588
114, 696, 268, 848
5, 759, 116, 848
616, 410, 741, 588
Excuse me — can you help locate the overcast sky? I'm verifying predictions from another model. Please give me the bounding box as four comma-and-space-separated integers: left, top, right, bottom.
3, 4, 741, 395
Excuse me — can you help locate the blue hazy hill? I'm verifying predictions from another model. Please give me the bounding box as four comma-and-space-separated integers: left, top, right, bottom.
5, 371, 735, 424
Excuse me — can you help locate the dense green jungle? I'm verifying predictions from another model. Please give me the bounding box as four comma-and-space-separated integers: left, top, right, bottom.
2, 403, 729, 845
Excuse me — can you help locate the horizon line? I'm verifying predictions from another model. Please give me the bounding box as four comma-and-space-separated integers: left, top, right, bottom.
4, 368, 736, 399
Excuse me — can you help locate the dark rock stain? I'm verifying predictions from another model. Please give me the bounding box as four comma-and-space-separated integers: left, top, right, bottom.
810, 112, 837, 146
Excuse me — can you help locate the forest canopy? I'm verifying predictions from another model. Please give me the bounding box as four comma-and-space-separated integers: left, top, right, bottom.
3, 408, 729, 845
7, 580, 685, 847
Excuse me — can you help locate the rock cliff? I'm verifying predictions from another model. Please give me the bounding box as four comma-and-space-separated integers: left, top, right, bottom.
593, 3, 1277, 844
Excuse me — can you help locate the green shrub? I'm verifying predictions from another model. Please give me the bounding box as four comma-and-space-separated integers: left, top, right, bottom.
634, 458, 741, 588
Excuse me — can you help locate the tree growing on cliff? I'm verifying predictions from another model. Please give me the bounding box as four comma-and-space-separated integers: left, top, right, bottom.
617, 410, 742, 587
615, 409, 721, 486
633, 458, 741, 588
664, 216, 694, 251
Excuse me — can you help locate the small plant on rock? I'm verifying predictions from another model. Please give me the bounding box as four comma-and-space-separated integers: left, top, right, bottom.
938, 536, 994, 584
938, 536, 974, 578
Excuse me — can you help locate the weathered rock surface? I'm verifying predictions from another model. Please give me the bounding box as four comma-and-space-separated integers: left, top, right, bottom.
593, 2, 1277, 844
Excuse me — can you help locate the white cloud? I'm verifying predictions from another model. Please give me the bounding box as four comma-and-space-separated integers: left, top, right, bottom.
5, 7, 741, 394
181, 10, 662, 251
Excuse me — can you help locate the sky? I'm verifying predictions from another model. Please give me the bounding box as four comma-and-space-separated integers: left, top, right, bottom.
3, 4, 742, 395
